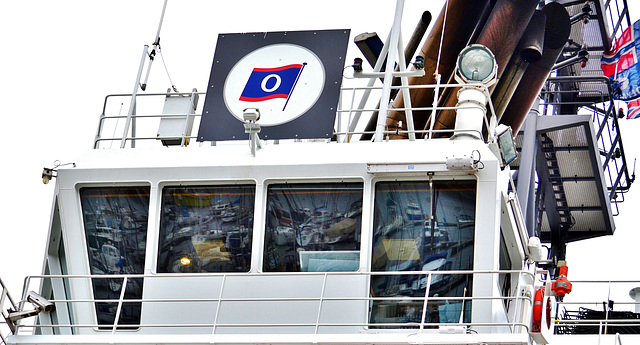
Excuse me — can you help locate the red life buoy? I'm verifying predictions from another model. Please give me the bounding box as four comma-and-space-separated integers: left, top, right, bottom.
532, 287, 544, 332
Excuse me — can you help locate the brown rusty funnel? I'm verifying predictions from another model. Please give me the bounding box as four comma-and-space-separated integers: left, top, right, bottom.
500, 2, 571, 133
428, 0, 539, 135
365, 0, 492, 140
492, 10, 546, 122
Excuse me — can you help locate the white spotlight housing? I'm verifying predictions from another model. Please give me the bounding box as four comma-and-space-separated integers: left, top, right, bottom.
453, 44, 498, 140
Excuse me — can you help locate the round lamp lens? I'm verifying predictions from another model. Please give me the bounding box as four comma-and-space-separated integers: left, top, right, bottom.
457, 45, 496, 83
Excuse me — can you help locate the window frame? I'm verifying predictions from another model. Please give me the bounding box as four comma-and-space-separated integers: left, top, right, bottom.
367, 176, 478, 325
156, 182, 258, 274
77, 184, 152, 330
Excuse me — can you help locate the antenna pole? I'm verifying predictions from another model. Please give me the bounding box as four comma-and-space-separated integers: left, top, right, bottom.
120, 45, 149, 149
154, 0, 169, 44
141, 0, 169, 91
120, 0, 170, 148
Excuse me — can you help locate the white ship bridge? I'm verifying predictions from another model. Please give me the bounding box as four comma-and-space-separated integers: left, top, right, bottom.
1, 1, 638, 345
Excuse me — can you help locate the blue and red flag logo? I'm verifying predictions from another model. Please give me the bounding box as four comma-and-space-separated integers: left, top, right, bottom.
601, 20, 640, 101
239, 63, 307, 110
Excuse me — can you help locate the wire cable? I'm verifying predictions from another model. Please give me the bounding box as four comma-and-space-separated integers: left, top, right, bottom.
159, 49, 179, 93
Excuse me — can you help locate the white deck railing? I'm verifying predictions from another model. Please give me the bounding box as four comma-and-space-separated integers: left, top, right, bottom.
555, 280, 640, 336
92, 83, 494, 150
4, 270, 532, 338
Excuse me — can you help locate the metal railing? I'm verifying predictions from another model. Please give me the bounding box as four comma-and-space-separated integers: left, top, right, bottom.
0, 278, 20, 345
94, 92, 206, 149
541, 76, 633, 213
92, 82, 497, 150
555, 280, 640, 336
602, 0, 632, 47
6, 270, 534, 337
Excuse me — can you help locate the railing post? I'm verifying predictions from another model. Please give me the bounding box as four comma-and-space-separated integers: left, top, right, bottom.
511, 271, 524, 333
314, 274, 329, 334
211, 275, 227, 335
420, 272, 432, 331
111, 276, 129, 334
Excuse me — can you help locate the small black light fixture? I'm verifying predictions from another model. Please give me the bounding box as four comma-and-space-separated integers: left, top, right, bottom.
42, 160, 76, 184
413, 56, 425, 70
353, 57, 363, 72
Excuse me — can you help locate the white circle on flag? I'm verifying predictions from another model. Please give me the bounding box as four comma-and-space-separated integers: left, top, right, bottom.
223, 44, 325, 126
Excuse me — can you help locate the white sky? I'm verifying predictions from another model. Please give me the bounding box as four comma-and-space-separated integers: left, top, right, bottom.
0, 0, 639, 307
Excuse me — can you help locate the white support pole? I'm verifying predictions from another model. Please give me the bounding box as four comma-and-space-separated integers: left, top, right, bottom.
396, 26, 416, 141
120, 45, 149, 149
427, 74, 441, 140
345, 35, 392, 141
374, 0, 405, 142
141, 0, 169, 90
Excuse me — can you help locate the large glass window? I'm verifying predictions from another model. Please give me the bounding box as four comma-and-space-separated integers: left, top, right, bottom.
370, 180, 476, 325
263, 182, 363, 272
80, 187, 149, 328
157, 185, 255, 273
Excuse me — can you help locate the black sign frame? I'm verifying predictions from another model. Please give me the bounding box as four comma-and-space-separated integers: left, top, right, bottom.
197, 29, 350, 141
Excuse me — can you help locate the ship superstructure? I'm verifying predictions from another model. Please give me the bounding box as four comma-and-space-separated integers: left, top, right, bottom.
1, 1, 638, 345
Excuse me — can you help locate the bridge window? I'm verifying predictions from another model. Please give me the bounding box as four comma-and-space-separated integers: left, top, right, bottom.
157, 185, 255, 273
80, 187, 150, 328
263, 182, 363, 272
370, 180, 476, 325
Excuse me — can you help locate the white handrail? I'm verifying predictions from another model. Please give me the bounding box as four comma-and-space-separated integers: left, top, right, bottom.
13, 270, 534, 335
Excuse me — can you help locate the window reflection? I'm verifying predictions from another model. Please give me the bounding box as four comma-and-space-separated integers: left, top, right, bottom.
263, 183, 363, 272
80, 187, 149, 327
370, 181, 476, 325
157, 185, 255, 273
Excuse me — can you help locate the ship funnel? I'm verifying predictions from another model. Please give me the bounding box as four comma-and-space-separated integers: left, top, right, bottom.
427, 0, 539, 137
369, 0, 493, 139
500, 2, 571, 133
492, 10, 546, 121
519, 10, 545, 63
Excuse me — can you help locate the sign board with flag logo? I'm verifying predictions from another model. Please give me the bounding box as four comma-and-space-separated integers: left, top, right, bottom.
197, 30, 349, 141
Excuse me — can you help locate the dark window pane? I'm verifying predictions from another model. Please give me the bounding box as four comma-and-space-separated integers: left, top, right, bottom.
263, 183, 363, 272
80, 187, 149, 328
158, 185, 255, 273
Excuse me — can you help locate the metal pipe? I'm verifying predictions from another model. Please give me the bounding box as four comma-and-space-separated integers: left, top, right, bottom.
374, 0, 406, 142
141, 0, 169, 91
492, 10, 545, 122
359, 10, 433, 140
500, 2, 571, 133
389, 10, 432, 100
120, 45, 149, 149
395, 29, 417, 141
373, 0, 493, 140
346, 35, 392, 139
429, 0, 540, 135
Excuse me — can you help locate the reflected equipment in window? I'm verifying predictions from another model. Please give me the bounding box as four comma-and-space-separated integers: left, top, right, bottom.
80, 187, 150, 328
157, 185, 255, 273
370, 180, 476, 326
263, 182, 363, 272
